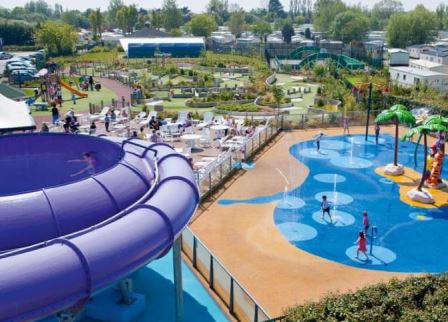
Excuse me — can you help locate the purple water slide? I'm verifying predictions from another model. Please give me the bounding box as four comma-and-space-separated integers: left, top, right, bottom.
0, 134, 199, 321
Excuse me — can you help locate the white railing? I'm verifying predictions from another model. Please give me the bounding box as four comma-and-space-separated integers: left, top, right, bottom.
195, 118, 281, 198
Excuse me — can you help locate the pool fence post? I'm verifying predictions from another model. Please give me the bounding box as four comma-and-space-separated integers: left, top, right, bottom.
369, 225, 377, 255
229, 277, 234, 315
173, 237, 184, 322
209, 255, 214, 289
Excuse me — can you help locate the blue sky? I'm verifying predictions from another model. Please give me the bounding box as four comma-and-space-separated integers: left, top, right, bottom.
2, 0, 444, 12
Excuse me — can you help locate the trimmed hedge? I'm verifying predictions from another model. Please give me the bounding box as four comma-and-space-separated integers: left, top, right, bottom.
284, 274, 448, 322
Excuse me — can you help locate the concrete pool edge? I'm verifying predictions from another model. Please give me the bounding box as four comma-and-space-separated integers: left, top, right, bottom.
190, 127, 417, 317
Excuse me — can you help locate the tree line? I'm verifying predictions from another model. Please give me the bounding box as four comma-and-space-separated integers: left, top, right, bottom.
0, 0, 445, 56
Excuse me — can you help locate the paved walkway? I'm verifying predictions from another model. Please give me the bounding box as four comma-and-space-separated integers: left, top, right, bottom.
190, 126, 413, 317
94, 76, 132, 101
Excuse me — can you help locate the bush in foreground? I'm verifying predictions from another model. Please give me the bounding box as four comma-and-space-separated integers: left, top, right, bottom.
284, 274, 448, 322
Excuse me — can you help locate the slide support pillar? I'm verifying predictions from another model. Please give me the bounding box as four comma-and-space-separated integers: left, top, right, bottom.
173, 237, 183, 322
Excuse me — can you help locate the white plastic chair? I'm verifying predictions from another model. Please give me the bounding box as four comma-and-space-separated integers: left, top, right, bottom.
89, 106, 110, 121
178, 111, 188, 124
168, 124, 181, 140
197, 112, 214, 129
199, 128, 211, 148
160, 124, 173, 142
214, 115, 224, 125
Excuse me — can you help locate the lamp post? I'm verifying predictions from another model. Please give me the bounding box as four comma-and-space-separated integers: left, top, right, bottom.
365, 82, 372, 141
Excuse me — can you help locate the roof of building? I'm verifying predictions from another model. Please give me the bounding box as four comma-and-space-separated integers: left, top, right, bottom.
128, 27, 171, 38
0, 83, 26, 100
390, 66, 448, 77
422, 46, 448, 57
119, 37, 205, 52
407, 44, 427, 49
388, 48, 408, 54
409, 59, 444, 68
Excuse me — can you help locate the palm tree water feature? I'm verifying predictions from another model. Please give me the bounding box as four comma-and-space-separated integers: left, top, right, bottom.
218, 134, 448, 272
375, 104, 416, 176
401, 115, 448, 204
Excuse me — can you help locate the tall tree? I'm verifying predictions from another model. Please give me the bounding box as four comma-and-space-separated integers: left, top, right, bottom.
89, 9, 104, 41
435, 4, 446, 30
251, 20, 272, 42
53, 4, 63, 18
188, 14, 217, 37
386, 6, 437, 48
228, 10, 245, 36
207, 0, 229, 25
282, 23, 295, 44
35, 21, 77, 56
269, 0, 286, 19
61, 10, 90, 29
162, 0, 183, 31
116, 5, 137, 34
107, 0, 124, 27
370, 0, 403, 30
408, 5, 438, 45
313, 0, 346, 32
150, 10, 163, 29
331, 10, 368, 43
385, 13, 409, 48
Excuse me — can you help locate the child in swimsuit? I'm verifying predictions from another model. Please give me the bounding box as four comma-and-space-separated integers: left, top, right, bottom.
69, 152, 97, 177
321, 195, 332, 223
355, 231, 369, 260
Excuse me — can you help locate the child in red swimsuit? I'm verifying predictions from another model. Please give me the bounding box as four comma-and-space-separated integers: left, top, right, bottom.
355, 231, 369, 260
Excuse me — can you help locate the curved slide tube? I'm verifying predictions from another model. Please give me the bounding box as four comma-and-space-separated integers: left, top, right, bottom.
0, 137, 199, 321
60, 79, 88, 98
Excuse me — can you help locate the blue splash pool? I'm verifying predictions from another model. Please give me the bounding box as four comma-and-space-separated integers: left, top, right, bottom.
219, 134, 448, 273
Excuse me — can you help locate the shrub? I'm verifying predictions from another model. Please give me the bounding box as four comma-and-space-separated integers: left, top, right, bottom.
218, 104, 260, 112
284, 275, 448, 322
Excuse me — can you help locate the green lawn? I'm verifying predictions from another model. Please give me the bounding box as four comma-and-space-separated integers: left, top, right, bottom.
131, 104, 213, 114
28, 84, 118, 117
274, 73, 319, 111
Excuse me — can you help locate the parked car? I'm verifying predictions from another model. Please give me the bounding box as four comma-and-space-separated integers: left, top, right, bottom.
6, 59, 33, 68
0, 52, 13, 60
9, 70, 38, 84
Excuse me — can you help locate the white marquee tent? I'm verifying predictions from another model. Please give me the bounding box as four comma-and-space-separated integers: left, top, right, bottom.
0, 94, 36, 132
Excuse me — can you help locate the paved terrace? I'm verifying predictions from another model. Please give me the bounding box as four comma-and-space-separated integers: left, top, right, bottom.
190, 126, 416, 317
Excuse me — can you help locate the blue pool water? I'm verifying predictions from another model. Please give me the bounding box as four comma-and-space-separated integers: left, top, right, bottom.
81, 250, 228, 322
130, 250, 228, 322
219, 134, 448, 273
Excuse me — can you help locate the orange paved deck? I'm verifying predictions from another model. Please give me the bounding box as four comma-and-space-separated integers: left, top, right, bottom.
190, 126, 415, 317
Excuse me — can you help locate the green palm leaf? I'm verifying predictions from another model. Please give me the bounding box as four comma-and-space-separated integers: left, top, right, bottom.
423, 115, 448, 127
400, 127, 420, 141
375, 104, 416, 126
401, 123, 448, 141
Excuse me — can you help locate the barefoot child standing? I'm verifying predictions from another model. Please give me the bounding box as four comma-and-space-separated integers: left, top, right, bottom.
354, 231, 369, 260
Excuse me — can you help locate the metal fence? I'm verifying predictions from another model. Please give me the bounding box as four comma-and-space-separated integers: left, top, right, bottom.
195, 117, 281, 198
281, 109, 383, 130
181, 228, 272, 322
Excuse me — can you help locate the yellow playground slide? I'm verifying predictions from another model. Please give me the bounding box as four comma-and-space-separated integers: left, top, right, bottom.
59, 79, 88, 98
